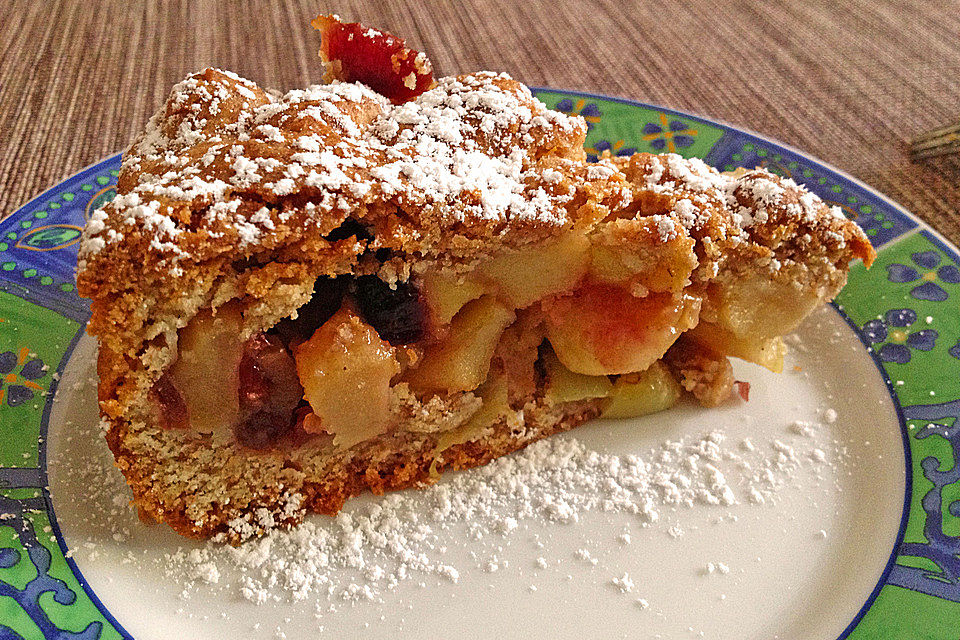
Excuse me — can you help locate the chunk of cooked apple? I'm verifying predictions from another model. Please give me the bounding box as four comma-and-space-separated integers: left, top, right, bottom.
168, 302, 245, 436
589, 245, 635, 285
587, 218, 697, 295
476, 233, 590, 309
541, 344, 613, 404
683, 321, 786, 373
420, 269, 487, 329
293, 306, 401, 449
419, 233, 589, 339
433, 372, 510, 461
542, 282, 701, 375
405, 295, 515, 392
712, 273, 821, 340
602, 362, 681, 419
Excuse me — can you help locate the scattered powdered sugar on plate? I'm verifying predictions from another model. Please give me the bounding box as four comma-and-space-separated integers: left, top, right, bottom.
54, 396, 848, 619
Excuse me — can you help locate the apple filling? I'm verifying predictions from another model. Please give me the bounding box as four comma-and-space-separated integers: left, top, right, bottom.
152, 227, 779, 452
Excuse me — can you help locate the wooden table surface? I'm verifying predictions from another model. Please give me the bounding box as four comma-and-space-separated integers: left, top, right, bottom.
2, 0, 958, 245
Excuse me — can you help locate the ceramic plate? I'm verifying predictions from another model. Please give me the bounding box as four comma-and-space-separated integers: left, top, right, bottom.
2, 90, 959, 639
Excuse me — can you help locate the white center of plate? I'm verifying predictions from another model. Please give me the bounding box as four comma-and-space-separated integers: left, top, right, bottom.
46, 306, 905, 639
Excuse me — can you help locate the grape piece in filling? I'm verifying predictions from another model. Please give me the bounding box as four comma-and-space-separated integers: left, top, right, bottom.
353, 275, 426, 345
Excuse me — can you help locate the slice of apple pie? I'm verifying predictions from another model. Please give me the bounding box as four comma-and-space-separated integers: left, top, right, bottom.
76, 16, 874, 542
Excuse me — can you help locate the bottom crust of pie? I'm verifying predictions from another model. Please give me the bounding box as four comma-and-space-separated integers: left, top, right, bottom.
105, 394, 602, 543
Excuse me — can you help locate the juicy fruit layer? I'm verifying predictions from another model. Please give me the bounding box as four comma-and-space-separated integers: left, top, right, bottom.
152, 223, 762, 454
237, 334, 303, 449
406, 296, 515, 392
166, 303, 245, 436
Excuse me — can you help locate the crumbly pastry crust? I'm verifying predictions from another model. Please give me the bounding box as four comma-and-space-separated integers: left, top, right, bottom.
78, 66, 873, 542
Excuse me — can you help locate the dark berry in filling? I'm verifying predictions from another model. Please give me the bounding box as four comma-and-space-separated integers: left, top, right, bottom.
235, 410, 294, 450
353, 275, 426, 345
152, 374, 189, 429
325, 218, 374, 242
236, 334, 304, 448
274, 276, 349, 345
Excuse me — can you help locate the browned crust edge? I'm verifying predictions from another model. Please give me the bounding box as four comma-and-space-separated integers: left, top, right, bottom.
104, 399, 601, 543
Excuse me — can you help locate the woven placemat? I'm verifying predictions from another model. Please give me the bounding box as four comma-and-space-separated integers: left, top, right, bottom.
2, 0, 958, 244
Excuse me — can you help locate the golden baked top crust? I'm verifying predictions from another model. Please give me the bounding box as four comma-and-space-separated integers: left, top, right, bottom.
77, 69, 629, 273
76, 69, 635, 356
616, 153, 874, 282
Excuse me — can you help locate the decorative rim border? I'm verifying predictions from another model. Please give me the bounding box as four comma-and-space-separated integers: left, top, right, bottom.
40, 323, 134, 638
1, 152, 123, 229
828, 304, 912, 639
0, 89, 957, 637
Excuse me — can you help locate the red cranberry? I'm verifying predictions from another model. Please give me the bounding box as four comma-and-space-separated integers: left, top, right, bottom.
312, 14, 434, 103
235, 334, 304, 449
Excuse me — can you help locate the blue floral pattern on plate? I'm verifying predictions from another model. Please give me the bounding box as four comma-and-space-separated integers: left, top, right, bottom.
862, 309, 938, 364
886, 251, 960, 302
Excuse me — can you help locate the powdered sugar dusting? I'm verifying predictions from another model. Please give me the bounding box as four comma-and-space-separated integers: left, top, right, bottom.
641, 153, 858, 250
78, 65, 866, 288
58, 410, 846, 613
78, 70, 590, 270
